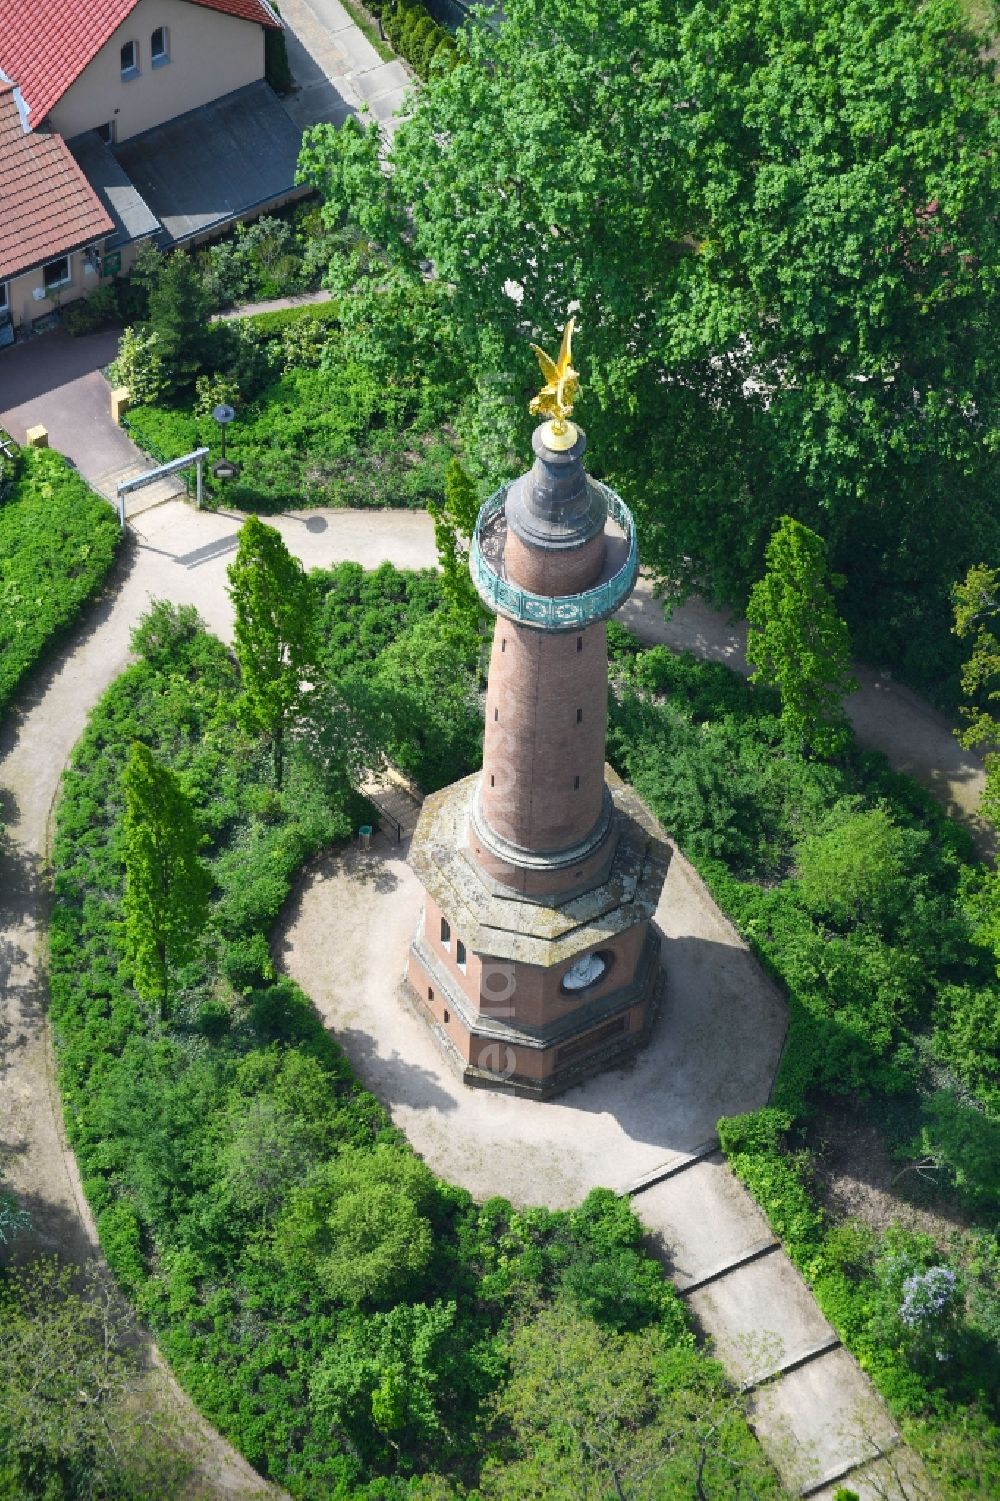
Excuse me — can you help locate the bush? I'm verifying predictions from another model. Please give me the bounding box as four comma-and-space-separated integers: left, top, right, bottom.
0, 448, 121, 714
264, 20, 293, 94
47, 600, 720, 1493
123, 298, 458, 512
62, 283, 121, 336
107, 325, 165, 404
385, 0, 453, 76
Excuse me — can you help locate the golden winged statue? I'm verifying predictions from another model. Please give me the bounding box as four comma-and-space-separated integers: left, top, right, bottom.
529, 317, 580, 440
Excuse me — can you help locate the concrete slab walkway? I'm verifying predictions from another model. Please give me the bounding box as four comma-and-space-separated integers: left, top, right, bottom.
275, 828, 920, 1496
278, 0, 412, 138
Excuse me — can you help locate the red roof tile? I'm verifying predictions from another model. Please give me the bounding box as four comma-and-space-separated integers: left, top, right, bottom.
0, 1, 278, 127
0, 83, 114, 281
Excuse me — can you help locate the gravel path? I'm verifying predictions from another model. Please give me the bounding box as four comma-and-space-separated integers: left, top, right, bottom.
1, 297, 980, 1500
0, 482, 979, 1492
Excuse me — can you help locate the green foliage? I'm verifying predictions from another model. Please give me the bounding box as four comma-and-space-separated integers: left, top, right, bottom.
61, 282, 121, 336
363, 607, 482, 789
953, 563, 1000, 831
276, 1145, 436, 1305
383, 1, 453, 76
0, 1258, 191, 1499
793, 804, 923, 930
428, 458, 482, 623
121, 742, 212, 1017
264, 18, 293, 94
143, 251, 214, 396
477, 1304, 781, 1500
123, 298, 457, 513
108, 325, 165, 404
310, 1300, 459, 1452
48, 598, 731, 1494
0, 447, 121, 715
914, 1091, 1000, 1210
228, 516, 321, 786
611, 632, 999, 1485
299, 0, 1000, 705
746, 516, 856, 757
609, 641, 992, 1106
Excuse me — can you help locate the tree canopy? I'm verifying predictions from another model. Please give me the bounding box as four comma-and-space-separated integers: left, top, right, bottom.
228, 515, 321, 787
121, 741, 211, 1017
746, 515, 856, 756
298, 0, 1000, 700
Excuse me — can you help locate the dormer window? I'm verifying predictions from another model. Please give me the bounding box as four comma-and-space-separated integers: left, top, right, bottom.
151, 27, 170, 66
120, 40, 139, 79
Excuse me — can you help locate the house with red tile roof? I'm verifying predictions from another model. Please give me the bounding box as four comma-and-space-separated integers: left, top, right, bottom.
0, 0, 304, 340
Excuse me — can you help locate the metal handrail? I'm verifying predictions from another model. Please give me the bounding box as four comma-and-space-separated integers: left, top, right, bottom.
470, 479, 639, 631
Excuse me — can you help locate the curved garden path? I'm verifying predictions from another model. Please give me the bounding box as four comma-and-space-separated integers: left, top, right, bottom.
0, 488, 971, 1495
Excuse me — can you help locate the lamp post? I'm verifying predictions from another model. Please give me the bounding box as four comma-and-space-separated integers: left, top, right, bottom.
211, 403, 240, 481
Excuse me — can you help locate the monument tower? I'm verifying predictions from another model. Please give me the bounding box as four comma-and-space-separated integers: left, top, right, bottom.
405, 322, 669, 1097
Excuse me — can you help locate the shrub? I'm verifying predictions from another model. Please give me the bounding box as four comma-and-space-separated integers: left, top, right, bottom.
107, 325, 165, 404
0, 449, 121, 714
46, 600, 732, 1493
63, 283, 121, 336
264, 19, 293, 94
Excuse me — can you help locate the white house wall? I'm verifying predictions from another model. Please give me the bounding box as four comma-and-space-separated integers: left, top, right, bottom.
46, 0, 266, 143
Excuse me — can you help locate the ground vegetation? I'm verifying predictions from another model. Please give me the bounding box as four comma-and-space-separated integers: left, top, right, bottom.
603, 625, 999, 1494
121, 292, 458, 512
297, 0, 1000, 707
48, 595, 772, 1497
0, 446, 121, 717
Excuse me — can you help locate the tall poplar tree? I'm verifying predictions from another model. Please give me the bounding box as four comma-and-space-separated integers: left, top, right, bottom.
121, 742, 211, 1019
227, 515, 320, 788
746, 516, 857, 758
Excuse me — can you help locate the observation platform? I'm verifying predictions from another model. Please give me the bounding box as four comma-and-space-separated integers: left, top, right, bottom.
471, 480, 638, 630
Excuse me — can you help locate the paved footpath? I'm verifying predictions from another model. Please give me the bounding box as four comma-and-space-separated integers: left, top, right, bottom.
0, 492, 945, 1496
277, 0, 412, 139
0, 322, 976, 1493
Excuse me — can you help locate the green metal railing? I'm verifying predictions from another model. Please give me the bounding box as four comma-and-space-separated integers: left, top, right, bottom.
470, 480, 638, 631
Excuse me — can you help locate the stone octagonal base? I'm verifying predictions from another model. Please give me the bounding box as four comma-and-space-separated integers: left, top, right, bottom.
404, 768, 670, 1098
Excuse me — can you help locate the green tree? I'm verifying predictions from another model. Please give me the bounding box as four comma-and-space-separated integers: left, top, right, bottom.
366, 608, 483, 789
428, 458, 482, 625
227, 515, 321, 788
121, 741, 211, 1019
275, 1144, 436, 1305
0, 1259, 191, 1499
746, 516, 857, 757
477, 1304, 781, 1500
309, 1300, 457, 1453
953, 564, 1000, 830
144, 250, 213, 394
793, 803, 922, 930
297, 0, 1000, 697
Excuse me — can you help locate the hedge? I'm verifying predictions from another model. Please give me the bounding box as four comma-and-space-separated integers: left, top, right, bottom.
0, 447, 121, 716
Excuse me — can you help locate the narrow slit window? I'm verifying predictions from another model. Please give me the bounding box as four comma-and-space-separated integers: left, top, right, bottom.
427, 986, 434, 1002
494, 707, 499, 721
502, 638, 507, 653
576, 707, 583, 723
576, 636, 583, 652
456, 941, 467, 971
440, 916, 451, 948
490, 774, 495, 787
574, 775, 580, 790
443, 1008, 450, 1023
